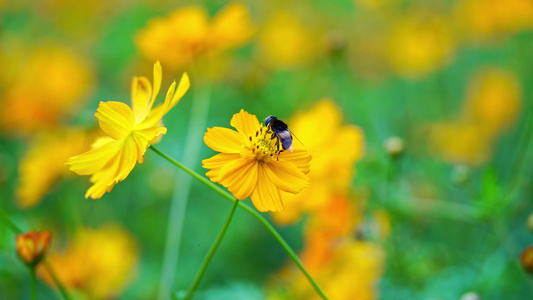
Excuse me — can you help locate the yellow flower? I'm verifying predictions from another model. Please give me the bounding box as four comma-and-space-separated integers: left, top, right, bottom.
0, 45, 94, 136
202, 110, 311, 212
256, 10, 324, 70
455, 0, 533, 40
17, 129, 92, 208
16, 230, 52, 267
67, 62, 190, 199
38, 224, 138, 299
136, 2, 254, 71
271, 99, 365, 224
387, 12, 455, 78
463, 68, 522, 136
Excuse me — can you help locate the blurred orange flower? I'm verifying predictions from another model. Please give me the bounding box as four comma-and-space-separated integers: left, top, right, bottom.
38, 225, 138, 299
17, 129, 92, 208
387, 12, 455, 78
67, 62, 190, 199
0, 45, 94, 136
272, 99, 365, 224
16, 230, 52, 267
202, 110, 311, 212
136, 3, 254, 71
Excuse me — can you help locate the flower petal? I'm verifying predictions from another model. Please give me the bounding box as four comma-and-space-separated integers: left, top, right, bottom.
204, 127, 243, 153
67, 139, 122, 176
132, 126, 167, 163
131, 76, 152, 122
230, 109, 260, 137
95, 101, 135, 140
164, 72, 190, 115
251, 164, 284, 212
202, 153, 240, 181
217, 157, 257, 200
278, 149, 312, 174
265, 160, 309, 194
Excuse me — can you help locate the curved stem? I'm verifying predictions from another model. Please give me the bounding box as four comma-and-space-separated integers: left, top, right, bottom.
44, 262, 71, 300
183, 199, 239, 300
149, 146, 328, 300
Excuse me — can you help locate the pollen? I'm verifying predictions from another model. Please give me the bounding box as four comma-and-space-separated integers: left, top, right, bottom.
247, 126, 279, 162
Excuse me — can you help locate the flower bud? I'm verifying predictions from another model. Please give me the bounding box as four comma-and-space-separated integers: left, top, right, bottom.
383, 136, 405, 158
520, 245, 533, 274
16, 230, 51, 267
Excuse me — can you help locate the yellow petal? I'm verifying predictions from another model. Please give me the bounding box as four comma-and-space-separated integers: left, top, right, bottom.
151, 61, 162, 109
230, 109, 260, 137
278, 149, 312, 174
265, 160, 309, 194
95, 101, 135, 140
131, 126, 167, 163
217, 157, 257, 200
164, 72, 190, 115
131, 76, 152, 122
204, 127, 243, 153
67, 139, 122, 176
251, 164, 284, 212
202, 153, 240, 181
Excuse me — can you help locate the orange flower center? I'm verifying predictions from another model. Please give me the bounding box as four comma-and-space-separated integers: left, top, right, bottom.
247, 126, 279, 162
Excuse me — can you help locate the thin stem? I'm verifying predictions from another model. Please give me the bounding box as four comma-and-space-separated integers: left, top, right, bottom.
31, 267, 37, 300
0, 207, 22, 234
159, 84, 212, 300
44, 262, 71, 300
183, 199, 239, 300
149, 146, 328, 300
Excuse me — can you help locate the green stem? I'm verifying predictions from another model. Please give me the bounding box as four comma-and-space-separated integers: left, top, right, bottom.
44, 262, 71, 300
149, 146, 328, 300
0, 207, 22, 234
31, 267, 37, 300
183, 199, 239, 300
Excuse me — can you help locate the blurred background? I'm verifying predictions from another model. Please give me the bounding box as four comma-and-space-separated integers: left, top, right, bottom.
1, 0, 533, 299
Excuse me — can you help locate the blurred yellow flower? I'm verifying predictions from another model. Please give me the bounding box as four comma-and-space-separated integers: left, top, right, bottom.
463, 68, 522, 136
455, 0, 533, 40
272, 99, 365, 224
427, 68, 522, 166
38, 225, 138, 299
427, 121, 493, 166
387, 12, 455, 78
16, 230, 52, 267
0, 45, 94, 135
202, 110, 311, 212
67, 62, 190, 199
256, 11, 324, 70
17, 129, 92, 208
136, 3, 254, 71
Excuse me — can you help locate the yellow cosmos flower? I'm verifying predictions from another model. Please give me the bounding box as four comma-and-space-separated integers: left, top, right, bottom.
271, 99, 365, 224
136, 2, 254, 71
202, 110, 311, 212
67, 62, 190, 199
38, 224, 138, 299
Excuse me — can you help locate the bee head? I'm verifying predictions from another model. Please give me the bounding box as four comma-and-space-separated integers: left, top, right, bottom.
264, 115, 277, 127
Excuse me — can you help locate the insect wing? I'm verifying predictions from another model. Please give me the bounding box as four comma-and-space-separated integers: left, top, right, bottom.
277, 130, 293, 152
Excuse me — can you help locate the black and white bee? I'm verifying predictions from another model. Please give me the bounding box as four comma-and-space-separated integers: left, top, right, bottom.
265, 115, 294, 157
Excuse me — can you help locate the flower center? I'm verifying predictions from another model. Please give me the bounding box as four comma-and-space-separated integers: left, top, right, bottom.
246, 126, 280, 162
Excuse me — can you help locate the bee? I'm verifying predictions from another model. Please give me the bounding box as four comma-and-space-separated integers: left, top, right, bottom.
265, 115, 294, 159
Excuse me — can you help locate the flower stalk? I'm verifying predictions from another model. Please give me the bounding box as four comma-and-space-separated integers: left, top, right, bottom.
149, 146, 327, 299
184, 199, 239, 300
